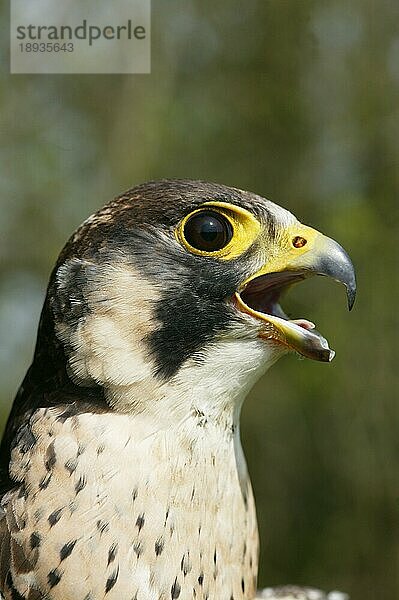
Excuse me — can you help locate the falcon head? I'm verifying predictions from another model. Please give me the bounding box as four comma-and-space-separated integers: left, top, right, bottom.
31, 180, 356, 415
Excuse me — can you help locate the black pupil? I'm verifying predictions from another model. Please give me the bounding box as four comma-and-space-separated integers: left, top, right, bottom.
184, 211, 232, 252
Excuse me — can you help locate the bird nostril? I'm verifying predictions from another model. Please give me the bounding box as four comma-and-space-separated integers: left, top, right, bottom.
292, 236, 307, 248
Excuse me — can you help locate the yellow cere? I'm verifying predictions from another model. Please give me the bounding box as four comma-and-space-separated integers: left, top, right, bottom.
176, 201, 262, 260
239, 223, 324, 288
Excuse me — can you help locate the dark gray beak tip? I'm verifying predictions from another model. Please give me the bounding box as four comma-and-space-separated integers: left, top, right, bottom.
318, 238, 357, 312
343, 255, 356, 311
347, 283, 356, 311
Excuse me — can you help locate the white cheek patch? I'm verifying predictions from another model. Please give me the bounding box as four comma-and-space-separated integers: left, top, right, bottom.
67, 314, 153, 386
53, 258, 288, 418
54, 261, 159, 389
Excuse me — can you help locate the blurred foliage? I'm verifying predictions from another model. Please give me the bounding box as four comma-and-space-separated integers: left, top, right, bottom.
0, 1, 398, 598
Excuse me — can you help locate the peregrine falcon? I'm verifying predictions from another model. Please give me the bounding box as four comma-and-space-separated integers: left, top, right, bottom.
0, 180, 356, 600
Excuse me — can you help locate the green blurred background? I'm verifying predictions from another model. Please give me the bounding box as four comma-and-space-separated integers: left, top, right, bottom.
0, 1, 398, 598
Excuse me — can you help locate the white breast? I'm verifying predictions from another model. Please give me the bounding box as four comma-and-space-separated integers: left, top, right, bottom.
4, 403, 259, 600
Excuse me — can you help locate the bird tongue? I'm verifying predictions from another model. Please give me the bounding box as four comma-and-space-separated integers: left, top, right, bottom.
290, 318, 316, 330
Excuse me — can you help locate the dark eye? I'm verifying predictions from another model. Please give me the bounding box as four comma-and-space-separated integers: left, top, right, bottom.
183, 211, 233, 252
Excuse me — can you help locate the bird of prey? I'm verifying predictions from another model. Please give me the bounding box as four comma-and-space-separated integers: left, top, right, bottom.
0, 180, 356, 600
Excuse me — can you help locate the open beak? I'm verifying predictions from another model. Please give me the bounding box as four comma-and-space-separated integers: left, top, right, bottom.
234, 226, 356, 362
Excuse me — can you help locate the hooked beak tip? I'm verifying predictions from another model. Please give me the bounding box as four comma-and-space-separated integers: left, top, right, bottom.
316, 236, 357, 312
347, 284, 356, 311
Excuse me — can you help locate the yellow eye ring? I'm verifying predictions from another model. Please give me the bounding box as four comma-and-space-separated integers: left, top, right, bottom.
175, 201, 261, 260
